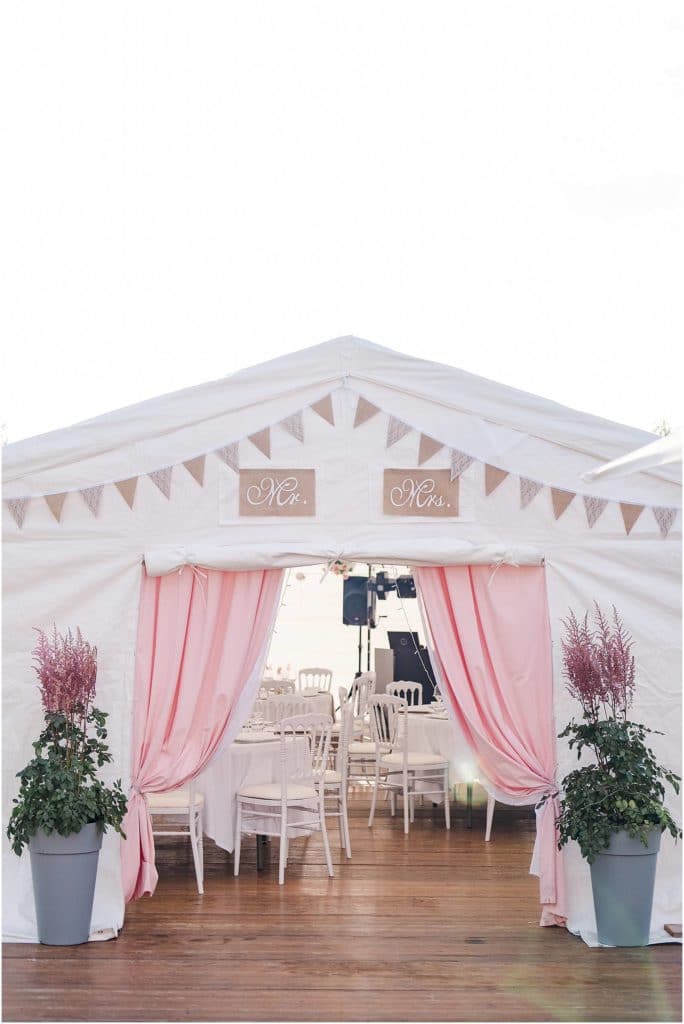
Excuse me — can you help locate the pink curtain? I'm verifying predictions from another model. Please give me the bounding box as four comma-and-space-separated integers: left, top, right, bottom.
121, 565, 283, 901
415, 565, 566, 926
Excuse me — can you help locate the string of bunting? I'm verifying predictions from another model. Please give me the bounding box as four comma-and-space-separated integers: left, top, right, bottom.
3, 391, 679, 538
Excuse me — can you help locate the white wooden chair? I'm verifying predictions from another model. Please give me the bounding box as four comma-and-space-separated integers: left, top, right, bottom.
146, 780, 205, 894
386, 680, 423, 706
234, 713, 334, 884
350, 671, 377, 726
367, 694, 450, 835
270, 697, 309, 723
298, 667, 333, 693
319, 702, 354, 858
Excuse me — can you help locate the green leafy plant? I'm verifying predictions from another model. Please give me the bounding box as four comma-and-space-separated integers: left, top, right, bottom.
555, 605, 681, 863
6, 627, 127, 856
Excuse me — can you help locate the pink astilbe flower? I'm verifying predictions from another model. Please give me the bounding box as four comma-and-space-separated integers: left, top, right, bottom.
560, 610, 603, 715
561, 604, 636, 720
33, 627, 97, 714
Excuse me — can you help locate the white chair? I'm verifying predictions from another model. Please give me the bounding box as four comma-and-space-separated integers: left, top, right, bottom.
298, 667, 333, 693
234, 713, 334, 885
319, 702, 354, 858
146, 780, 205, 894
386, 680, 423, 706
350, 672, 377, 726
270, 697, 309, 723
261, 678, 296, 694
367, 695, 450, 835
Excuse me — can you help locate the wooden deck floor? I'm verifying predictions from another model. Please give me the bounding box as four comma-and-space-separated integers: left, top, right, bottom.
3, 794, 681, 1022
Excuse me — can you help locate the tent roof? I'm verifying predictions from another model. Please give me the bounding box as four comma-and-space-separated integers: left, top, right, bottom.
3, 336, 680, 494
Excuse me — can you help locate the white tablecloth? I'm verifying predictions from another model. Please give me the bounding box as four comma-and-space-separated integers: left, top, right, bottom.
402, 709, 481, 785
199, 735, 312, 852
254, 691, 334, 722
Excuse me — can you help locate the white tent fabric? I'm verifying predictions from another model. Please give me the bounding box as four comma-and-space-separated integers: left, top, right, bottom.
3, 336, 681, 945
582, 428, 682, 483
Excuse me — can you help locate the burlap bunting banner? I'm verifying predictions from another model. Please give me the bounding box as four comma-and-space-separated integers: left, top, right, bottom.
217, 443, 240, 472
653, 506, 677, 539
183, 456, 205, 487
149, 468, 172, 499
450, 450, 474, 481
280, 412, 304, 443
551, 488, 575, 520
5, 497, 29, 528
248, 430, 270, 460
620, 502, 644, 535
80, 485, 104, 516
115, 477, 138, 509
45, 492, 67, 522
485, 465, 508, 496
354, 397, 380, 428
418, 434, 443, 465
520, 478, 543, 509
310, 394, 335, 427
386, 416, 412, 448
583, 495, 608, 528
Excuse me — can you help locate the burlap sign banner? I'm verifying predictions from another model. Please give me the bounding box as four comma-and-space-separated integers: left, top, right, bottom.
383, 469, 459, 517
238, 469, 316, 517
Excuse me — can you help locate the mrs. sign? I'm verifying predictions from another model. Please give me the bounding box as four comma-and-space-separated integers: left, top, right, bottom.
383, 469, 459, 517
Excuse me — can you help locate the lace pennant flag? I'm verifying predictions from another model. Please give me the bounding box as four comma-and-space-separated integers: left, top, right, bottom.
583, 495, 608, 528
418, 435, 443, 465
450, 450, 474, 481
485, 465, 508, 496
353, 397, 380, 428
248, 430, 270, 459
45, 493, 67, 522
280, 412, 304, 443
520, 478, 543, 509
310, 394, 335, 426
620, 502, 644, 535
216, 443, 240, 472
551, 488, 575, 520
5, 497, 29, 528
386, 416, 412, 448
149, 468, 172, 499
115, 477, 138, 509
652, 506, 678, 538
80, 485, 104, 516
183, 456, 205, 487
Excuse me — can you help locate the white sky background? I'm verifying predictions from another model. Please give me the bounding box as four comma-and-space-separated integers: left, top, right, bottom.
1, 1, 682, 443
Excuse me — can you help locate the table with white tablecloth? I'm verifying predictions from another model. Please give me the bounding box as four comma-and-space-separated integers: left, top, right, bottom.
198, 734, 312, 852
254, 690, 335, 722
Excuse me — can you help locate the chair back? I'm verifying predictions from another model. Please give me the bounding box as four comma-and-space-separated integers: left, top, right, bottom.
261, 678, 296, 694
335, 703, 355, 784
271, 697, 309, 723
386, 680, 423, 706
349, 671, 376, 718
279, 713, 333, 784
368, 694, 406, 751
298, 667, 333, 692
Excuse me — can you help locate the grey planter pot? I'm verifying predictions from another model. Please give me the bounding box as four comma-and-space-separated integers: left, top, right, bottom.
29, 822, 103, 945
590, 828, 661, 947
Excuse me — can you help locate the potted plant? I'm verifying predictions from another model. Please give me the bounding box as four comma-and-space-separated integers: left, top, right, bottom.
6, 627, 127, 945
555, 604, 681, 946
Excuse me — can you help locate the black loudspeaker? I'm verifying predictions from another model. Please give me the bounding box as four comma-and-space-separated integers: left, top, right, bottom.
396, 574, 416, 599
343, 576, 376, 627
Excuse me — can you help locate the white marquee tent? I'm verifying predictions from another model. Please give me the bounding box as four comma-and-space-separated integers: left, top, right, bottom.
3, 336, 681, 944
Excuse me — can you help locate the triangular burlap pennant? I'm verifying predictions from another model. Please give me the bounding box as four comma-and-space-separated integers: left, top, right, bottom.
217, 443, 240, 472
551, 488, 575, 520
450, 450, 474, 481
386, 416, 412, 448
485, 465, 508, 496
115, 477, 138, 509
353, 397, 380, 428
183, 456, 205, 487
80, 485, 104, 517
310, 394, 335, 427
652, 506, 677, 539
583, 495, 608, 528
620, 502, 644, 535
45, 492, 67, 522
280, 412, 304, 443
418, 434, 443, 465
248, 430, 270, 459
5, 497, 29, 528
149, 468, 172, 499
520, 478, 543, 509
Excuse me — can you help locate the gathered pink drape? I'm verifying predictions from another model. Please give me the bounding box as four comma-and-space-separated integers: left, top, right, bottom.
416, 565, 566, 926
121, 565, 283, 901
